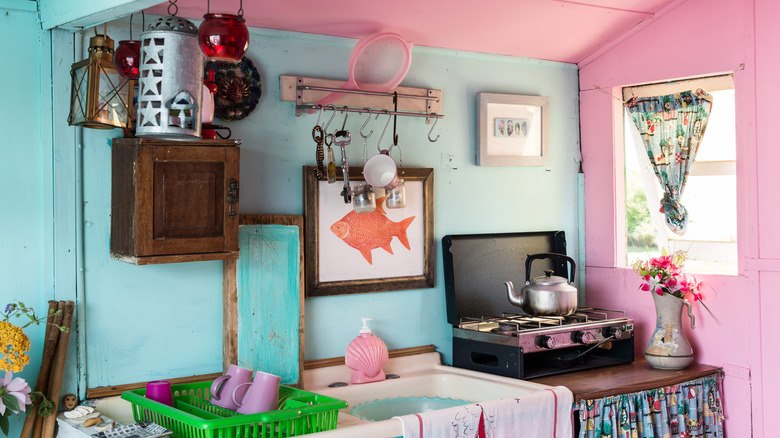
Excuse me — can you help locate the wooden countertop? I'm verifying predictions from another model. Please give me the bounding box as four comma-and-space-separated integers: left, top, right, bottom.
530, 357, 722, 401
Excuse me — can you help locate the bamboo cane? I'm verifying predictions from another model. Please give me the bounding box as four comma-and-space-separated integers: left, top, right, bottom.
39, 301, 74, 438
20, 301, 62, 438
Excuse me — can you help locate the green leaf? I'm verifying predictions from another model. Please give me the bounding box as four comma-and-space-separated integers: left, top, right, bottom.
2, 394, 19, 413
0, 414, 8, 436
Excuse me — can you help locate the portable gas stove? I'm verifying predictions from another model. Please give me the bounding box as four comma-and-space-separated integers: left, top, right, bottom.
452, 308, 634, 379
442, 232, 635, 380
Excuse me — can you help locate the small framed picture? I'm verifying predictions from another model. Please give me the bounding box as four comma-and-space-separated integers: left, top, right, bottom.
477, 93, 550, 166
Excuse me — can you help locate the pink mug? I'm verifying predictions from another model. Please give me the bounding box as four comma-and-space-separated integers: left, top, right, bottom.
231, 370, 281, 415
210, 364, 253, 411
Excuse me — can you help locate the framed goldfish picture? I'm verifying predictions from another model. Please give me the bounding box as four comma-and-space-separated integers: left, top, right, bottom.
303, 166, 435, 297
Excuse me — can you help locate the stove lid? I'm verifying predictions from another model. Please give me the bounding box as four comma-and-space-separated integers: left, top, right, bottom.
442, 231, 568, 326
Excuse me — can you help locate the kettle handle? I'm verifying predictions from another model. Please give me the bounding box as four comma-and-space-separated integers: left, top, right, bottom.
525, 253, 576, 284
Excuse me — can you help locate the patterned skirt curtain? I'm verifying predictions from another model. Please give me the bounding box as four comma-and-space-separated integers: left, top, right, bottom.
576, 374, 724, 438
626, 89, 713, 235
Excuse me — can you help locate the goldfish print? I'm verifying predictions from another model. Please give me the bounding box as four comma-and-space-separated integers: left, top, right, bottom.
330, 197, 415, 264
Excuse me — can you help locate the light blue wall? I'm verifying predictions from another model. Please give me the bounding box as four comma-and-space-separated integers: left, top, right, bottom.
10, 10, 580, 394
0, 5, 56, 437
75, 18, 580, 387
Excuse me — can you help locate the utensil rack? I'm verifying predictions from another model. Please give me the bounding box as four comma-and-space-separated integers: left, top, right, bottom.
280, 75, 444, 121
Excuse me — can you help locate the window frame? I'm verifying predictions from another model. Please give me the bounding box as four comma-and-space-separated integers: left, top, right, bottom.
621, 75, 737, 273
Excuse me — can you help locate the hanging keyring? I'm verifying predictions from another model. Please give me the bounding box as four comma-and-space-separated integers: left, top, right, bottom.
428, 114, 441, 142
323, 104, 337, 146
336, 106, 349, 136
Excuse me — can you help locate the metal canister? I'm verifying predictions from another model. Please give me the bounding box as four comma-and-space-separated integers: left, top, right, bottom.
136, 16, 203, 140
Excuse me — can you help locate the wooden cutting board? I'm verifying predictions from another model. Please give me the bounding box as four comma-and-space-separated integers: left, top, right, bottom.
223, 215, 304, 387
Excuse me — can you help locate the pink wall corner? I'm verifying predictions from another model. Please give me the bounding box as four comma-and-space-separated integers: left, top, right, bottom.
579, 0, 759, 434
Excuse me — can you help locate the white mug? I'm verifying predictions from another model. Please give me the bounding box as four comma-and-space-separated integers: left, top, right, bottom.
363, 151, 398, 190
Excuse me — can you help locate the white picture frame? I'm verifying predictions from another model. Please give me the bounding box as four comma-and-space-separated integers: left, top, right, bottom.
478, 93, 550, 166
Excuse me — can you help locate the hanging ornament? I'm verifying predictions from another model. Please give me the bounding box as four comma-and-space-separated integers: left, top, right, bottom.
67, 24, 134, 130
198, 0, 249, 62
113, 13, 143, 79
135, 0, 204, 139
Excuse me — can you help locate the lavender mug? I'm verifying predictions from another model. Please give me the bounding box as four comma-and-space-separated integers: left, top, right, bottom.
210, 364, 253, 411
231, 370, 281, 415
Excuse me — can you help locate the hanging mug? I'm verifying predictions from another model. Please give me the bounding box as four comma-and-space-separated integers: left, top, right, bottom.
363, 151, 398, 190
210, 364, 253, 411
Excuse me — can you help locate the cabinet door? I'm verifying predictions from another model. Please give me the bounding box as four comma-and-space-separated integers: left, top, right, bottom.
138, 145, 239, 256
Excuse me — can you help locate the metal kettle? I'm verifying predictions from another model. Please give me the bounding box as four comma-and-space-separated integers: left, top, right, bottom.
505, 253, 577, 316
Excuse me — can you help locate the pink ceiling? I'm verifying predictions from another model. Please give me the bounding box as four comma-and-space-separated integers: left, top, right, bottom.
146, 0, 679, 64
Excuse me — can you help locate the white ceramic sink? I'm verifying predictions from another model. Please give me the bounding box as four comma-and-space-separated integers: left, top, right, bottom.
303, 352, 552, 437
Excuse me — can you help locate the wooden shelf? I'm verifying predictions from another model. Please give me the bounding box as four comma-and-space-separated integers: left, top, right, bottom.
530, 356, 722, 401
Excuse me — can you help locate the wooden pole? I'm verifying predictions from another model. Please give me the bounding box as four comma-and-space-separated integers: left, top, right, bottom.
20, 301, 62, 438
39, 301, 74, 438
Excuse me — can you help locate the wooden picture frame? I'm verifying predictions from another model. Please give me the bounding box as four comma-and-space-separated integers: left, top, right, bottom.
477, 92, 550, 166
303, 166, 434, 297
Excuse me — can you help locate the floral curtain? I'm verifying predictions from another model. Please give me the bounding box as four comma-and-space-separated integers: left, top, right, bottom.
626, 89, 713, 235
577, 374, 724, 438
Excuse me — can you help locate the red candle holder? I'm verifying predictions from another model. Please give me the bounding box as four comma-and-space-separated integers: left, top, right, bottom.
113, 40, 141, 79
198, 13, 249, 62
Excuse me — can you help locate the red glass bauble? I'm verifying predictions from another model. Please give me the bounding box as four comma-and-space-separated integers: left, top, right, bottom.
113, 40, 141, 79
198, 13, 250, 62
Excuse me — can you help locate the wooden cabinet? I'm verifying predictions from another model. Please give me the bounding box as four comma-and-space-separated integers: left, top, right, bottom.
110, 138, 241, 264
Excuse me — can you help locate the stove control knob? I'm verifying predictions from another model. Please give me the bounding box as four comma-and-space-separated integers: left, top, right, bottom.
602, 326, 624, 339
535, 335, 556, 349
572, 331, 595, 344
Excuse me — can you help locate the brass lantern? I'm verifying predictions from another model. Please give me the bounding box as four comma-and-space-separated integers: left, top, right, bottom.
68, 29, 134, 129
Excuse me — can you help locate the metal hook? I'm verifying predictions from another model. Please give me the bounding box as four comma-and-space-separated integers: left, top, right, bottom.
360, 108, 374, 139
323, 105, 337, 133
314, 105, 323, 127
376, 111, 393, 152
392, 92, 399, 146
339, 106, 349, 132
427, 114, 440, 142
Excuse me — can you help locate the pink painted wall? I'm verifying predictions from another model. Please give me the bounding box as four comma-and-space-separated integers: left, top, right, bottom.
579, 0, 774, 434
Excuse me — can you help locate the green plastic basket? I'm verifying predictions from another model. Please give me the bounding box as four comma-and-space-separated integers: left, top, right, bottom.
121, 380, 348, 438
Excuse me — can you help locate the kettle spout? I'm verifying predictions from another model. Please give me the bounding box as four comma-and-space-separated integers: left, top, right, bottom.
505, 281, 523, 307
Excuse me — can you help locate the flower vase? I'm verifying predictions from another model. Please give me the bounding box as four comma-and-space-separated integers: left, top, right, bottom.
645, 292, 695, 370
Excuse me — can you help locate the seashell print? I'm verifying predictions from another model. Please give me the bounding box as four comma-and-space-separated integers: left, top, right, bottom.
345, 335, 389, 384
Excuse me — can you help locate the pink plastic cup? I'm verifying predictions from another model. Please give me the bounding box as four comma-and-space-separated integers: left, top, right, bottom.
231, 370, 281, 415
210, 364, 253, 411
146, 380, 173, 406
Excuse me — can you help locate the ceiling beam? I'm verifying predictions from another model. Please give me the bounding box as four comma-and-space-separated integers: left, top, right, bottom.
539, 0, 654, 16
38, 0, 159, 30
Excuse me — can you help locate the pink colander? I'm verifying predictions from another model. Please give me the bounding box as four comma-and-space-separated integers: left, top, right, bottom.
315, 32, 413, 107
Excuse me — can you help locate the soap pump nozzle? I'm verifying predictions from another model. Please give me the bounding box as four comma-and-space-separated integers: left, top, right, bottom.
360, 317, 373, 335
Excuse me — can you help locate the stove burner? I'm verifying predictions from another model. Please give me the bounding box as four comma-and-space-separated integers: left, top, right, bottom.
490, 323, 520, 336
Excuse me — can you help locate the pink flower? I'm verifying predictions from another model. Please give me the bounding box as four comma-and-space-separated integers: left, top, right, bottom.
640, 274, 664, 295
0, 371, 31, 415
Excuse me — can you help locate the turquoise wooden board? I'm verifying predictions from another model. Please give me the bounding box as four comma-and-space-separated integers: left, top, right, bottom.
237, 224, 301, 385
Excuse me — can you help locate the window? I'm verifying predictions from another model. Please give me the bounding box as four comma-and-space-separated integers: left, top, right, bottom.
623, 75, 737, 275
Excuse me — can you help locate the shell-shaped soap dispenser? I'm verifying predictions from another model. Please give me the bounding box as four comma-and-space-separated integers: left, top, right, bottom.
345, 318, 389, 384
